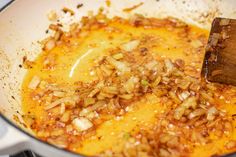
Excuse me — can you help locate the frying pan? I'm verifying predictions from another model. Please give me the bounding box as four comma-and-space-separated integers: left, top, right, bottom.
0, 0, 236, 156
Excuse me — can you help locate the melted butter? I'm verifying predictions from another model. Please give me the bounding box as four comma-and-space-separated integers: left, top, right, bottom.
22, 21, 236, 156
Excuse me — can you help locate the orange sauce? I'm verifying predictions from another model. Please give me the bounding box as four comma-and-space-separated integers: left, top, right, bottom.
22, 20, 236, 156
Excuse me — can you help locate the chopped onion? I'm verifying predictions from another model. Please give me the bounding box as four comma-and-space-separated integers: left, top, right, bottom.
174, 106, 185, 120
174, 97, 197, 120
152, 76, 161, 87
66, 125, 73, 132
225, 140, 236, 150
80, 100, 106, 116
45, 97, 76, 110
84, 97, 96, 107
159, 148, 170, 157
182, 97, 197, 109
178, 91, 190, 101
207, 107, 218, 121
120, 40, 140, 52
96, 81, 105, 89
53, 91, 65, 97
160, 134, 172, 143
88, 88, 100, 98
103, 86, 118, 94
100, 64, 113, 76
50, 129, 64, 136
145, 60, 158, 70
169, 91, 181, 104
106, 56, 131, 73
124, 77, 139, 93
164, 59, 174, 74
47, 10, 58, 21
60, 103, 65, 114
175, 59, 185, 68
86, 111, 99, 119
99, 92, 114, 98
200, 91, 215, 104
28, 76, 41, 90
190, 39, 203, 48
188, 108, 205, 119
119, 94, 133, 100
112, 53, 124, 60
44, 39, 56, 51
79, 108, 90, 117
61, 111, 70, 122
72, 117, 93, 132
47, 137, 67, 148
176, 79, 191, 90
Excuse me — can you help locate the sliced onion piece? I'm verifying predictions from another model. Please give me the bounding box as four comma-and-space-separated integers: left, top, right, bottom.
72, 117, 93, 132
28, 76, 41, 90
44, 39, 56, 51
188, 108, 205, 119
190, 39, 203, 48
178, 91, 190, 101
53, 91, 66, 97
120, 40, 140, 52
207, 106, 218, 121
84, 97, 96, 107
112, 53, 124, 60
145, 60, 158, 70
106, 56, 131, 73
182, 96, 197, 109
124, 76, 139, 93
174, 97, 197, 120
80, 100, 106, 116
45, 97, 76, 110
164, 59, 174, 74
119, 94, 133, 100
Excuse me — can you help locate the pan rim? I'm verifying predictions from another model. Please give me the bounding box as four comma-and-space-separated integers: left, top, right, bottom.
0, 114, 87, 157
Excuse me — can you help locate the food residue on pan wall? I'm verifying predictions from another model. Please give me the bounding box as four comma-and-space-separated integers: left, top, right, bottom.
105, 0, 111, 7
21, 8, 236, 157
123, 2, 144, 12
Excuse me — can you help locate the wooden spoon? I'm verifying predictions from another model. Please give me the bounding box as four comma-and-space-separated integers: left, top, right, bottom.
201, 17, 236, 86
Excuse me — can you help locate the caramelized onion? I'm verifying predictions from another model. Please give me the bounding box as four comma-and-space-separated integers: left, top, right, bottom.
28, 76, 41, 90
72, 117, 93, 132
120, 40, 140, 52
